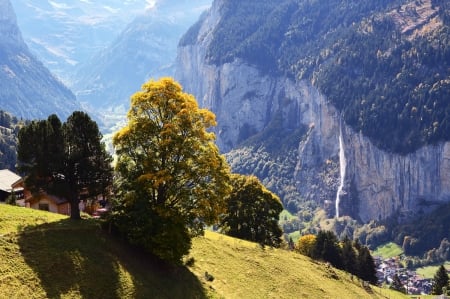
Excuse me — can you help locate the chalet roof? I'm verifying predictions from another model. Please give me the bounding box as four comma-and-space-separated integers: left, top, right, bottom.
0, 169, 21, 193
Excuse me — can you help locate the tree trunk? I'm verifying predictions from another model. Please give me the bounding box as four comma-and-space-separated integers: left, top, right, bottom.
70, 197, 81, 220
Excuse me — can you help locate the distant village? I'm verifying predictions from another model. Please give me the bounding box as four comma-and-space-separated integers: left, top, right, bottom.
375, 255, 450, 296
376, 256, 428, 295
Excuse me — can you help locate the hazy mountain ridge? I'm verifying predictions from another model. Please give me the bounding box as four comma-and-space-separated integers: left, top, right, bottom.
11, 0, 153, 84
0, 0, 80, 120
12, 0, 212, 113
72, 0, 212, 112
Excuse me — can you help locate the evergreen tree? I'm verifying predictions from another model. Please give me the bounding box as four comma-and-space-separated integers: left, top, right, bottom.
17, 115, 65, 192
432, 264, 450, 295
17, 112, 113, 219
356, 246, 378, 285
62, 112, 113, 219
341, 236, 357, 275
0, 110, 22, 170
311, 231, 343, 269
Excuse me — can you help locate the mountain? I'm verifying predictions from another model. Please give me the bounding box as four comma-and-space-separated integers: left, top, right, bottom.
11, 0, 152, 85
12, 0, 212, 113
176, 0, 450, 250
0, 0, 81, 120
72, 0, 211, 111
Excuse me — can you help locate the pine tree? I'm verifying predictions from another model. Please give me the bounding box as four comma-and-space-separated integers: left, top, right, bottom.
341, 236, 357, 275
17, 113, 113, 219
311, 231, 343, 269
356, 246, 378, 285
432, 264, 450, 295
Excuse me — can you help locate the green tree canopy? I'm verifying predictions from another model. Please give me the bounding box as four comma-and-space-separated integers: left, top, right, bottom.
219, 174, 283, 247
112, 77, 231, 263
432, 264, 450, 295
17, 112, 113, 219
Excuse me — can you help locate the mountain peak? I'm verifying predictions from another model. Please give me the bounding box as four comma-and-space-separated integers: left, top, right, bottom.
0, 0, 81, 120
0, 0, 15, 22
0, 0, 24, 46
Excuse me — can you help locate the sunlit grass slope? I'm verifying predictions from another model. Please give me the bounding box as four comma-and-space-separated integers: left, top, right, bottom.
0, 205, 408, 298
0, 205, 206, 299
188, 231, 408, 299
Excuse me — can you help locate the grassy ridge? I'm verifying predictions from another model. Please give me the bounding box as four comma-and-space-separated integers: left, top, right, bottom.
0, 205, 407, 298
189, 232, 408, 299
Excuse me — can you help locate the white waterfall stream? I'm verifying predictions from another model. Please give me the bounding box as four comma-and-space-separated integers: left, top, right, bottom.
335, 119, 346, 218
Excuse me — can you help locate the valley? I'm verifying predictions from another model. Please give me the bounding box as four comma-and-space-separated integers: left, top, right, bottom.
0, 0, 449, 296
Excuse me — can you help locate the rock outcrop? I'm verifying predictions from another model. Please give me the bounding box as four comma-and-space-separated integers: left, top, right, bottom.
175, 0, 450, 223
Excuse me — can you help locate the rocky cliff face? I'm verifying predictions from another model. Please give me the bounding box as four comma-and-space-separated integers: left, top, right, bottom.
0, 0, 80, 120
175, 0, 450, 223
343, 126, 450, 222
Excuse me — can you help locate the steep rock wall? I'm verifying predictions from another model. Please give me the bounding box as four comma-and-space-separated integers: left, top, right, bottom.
343, 125, 450, 222
175, 0, 450, 222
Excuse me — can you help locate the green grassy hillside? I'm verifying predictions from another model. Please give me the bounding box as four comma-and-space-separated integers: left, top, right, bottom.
0, 205, 407, 299
372, 242, 404, 259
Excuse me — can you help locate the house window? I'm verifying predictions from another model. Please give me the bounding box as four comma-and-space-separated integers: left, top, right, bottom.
39, 203, 49, 211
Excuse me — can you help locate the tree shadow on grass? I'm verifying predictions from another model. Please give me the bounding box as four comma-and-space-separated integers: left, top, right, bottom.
18, 219, 209, 298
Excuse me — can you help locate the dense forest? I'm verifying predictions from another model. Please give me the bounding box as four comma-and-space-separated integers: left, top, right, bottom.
0, 110, 23, 170
193, 0, 450, 154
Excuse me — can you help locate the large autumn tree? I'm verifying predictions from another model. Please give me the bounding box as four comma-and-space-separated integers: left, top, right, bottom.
112, 77, 231, 263
17, 112, 113, 219
219, 174, 283, 247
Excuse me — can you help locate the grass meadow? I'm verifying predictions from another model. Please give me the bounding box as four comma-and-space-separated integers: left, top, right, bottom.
0, 204, 409, 298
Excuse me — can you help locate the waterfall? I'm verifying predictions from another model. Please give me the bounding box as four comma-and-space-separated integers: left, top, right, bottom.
335, 118, 346, 218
